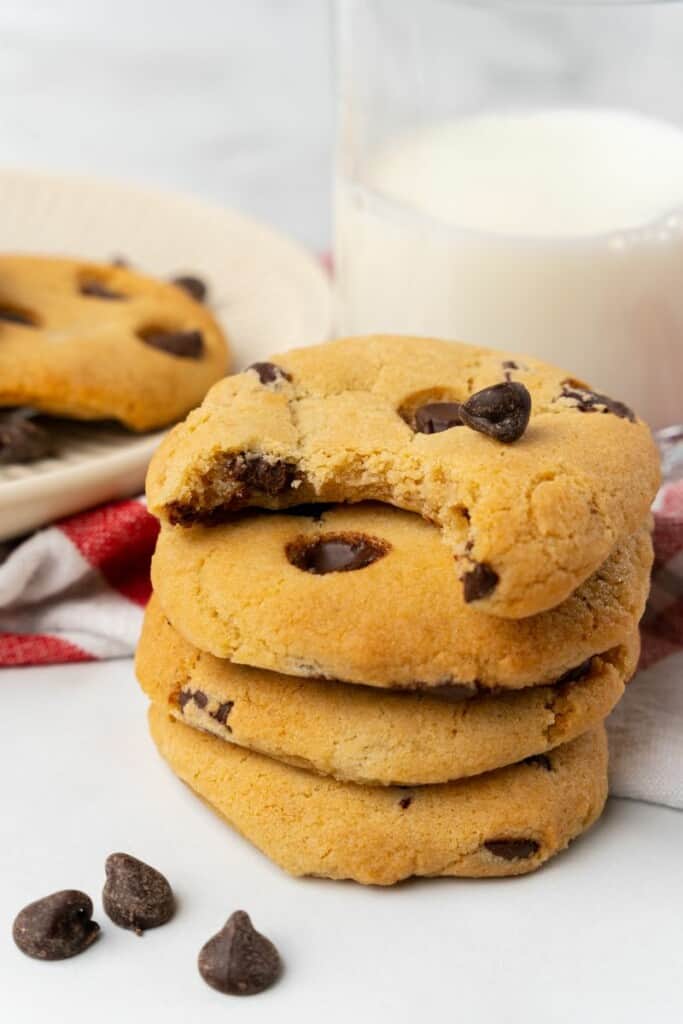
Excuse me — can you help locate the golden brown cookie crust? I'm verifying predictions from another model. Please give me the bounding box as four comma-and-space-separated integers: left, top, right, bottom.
146, 335, 659, 617
148, 706, 608, 885
0, 254, 230, 430
138, 595, 636, 786
150, 503, 652, 688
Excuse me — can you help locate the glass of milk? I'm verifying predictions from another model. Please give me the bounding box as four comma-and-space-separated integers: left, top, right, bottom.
335, 0, 683, 428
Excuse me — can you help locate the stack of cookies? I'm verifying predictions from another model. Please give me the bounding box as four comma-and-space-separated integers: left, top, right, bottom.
137, 336, 659, 885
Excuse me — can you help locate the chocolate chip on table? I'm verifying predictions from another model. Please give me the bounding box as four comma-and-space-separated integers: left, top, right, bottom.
171, 275, 208, 303
462, 562, 499, 603
0, 409, 56, 465
247, 361, 292, 385
0, 305, 37, 325
80, 280, 125, 300
103, 853, 174, 935
559, 384, 635, 422
12, 890, 100, 960
198, 910, 281, 996
140, 328, 204, 359
286, 532, 390, 575
522, 754, 553, 771
484, 839, 540, 861
459, 381, 532, 443
413, 401, 463, 435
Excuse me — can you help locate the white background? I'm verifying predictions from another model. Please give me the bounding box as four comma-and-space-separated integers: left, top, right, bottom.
0, 3, 682, 1021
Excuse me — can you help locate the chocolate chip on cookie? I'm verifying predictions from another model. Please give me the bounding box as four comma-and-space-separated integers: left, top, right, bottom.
286, 533, 390, 575
459, 381, 532, 443
80, 280, 125, 300
247, 361, 292, 385
198, 911, 281, 996
484, 839, 540, 860
171, 275, 208, 303
0, 305, 37, 326
13, 890, 99, 960
558, 384, 635, 422
211, 701, 234, 727
103, 853, 174, 934
413, 401, 463, 435
462, 562, 499, 603
140, 328, 205, 359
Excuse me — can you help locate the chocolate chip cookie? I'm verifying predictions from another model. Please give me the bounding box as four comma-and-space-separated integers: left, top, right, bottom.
0, 255, 229, 431
138, 595, 636, 786
148, 705, 608, 884
150, 503, 652, 689
146, 335, 659, 617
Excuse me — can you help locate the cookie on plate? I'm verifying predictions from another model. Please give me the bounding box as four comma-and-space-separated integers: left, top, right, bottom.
151, 503, 652, 689
0, 255, 229, 431
146, 335, 659, 617
148, 706, 608, 884
138, 595, 636, 786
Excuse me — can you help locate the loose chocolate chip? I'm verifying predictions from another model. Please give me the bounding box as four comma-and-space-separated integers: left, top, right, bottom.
0, 409, 56, 465
80, 280, 125, 300
211, 701, 234, 728
462, 562, 499, 603
522, 754, 552, 771
559, 384, 635, 422
13, 890, 99, 960
557, 657, 593, 685
286, 532, 389, 575
198, 910, 281, 996
247, 361, 292, 385
459, 382, 532, 443
398, 796, 412, 809
413, 401, 463, 435
140, 328, 204, 359
484, 839, 540, 861
103, 853, 174, 935
171, 275, 208, 303
0, 305, 36, 326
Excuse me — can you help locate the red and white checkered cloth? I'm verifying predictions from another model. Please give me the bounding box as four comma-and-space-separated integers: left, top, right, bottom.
1, 485, 681, 808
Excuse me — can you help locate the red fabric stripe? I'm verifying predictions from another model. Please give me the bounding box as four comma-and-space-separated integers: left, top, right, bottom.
58, 499, 159, 606
0, 633, 94, 666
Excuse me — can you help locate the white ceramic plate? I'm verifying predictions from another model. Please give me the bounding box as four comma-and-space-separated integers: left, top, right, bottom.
0, 168, 332, 540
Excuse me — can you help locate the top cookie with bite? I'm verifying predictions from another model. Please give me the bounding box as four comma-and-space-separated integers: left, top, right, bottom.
146, 334, 659, 618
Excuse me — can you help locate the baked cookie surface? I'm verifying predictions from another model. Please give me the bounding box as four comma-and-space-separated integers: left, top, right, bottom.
146, 335, 658, 617
151, 503, 652, 688
138, 595, 636, 786
148, 706, 608, 884
0, 255, 229, 430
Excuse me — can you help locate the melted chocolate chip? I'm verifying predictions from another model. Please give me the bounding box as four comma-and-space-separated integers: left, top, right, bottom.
103, 853, 174, 934
13, 890, 99, 960
559, 384, 635, 422
522, 754, 553, 771
0, 409, 56, 465
413, 401, 463, 435
198, 910, 281, 996
459, 382, 532, 443
0, 306, 36, 326
462, 562, 499, 603
211, 701, 234, 728
80, 280, 125, 300
398, 796, 412, 809
171, 274, 208, 303
140, 328, 204, 359
286, 532, 389, 575
484, 839, 540, 861
557, 658, 593, 685
247, 361, 292, 385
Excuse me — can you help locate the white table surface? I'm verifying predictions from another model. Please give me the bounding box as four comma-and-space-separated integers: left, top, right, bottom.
1, 657, 682, 1024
